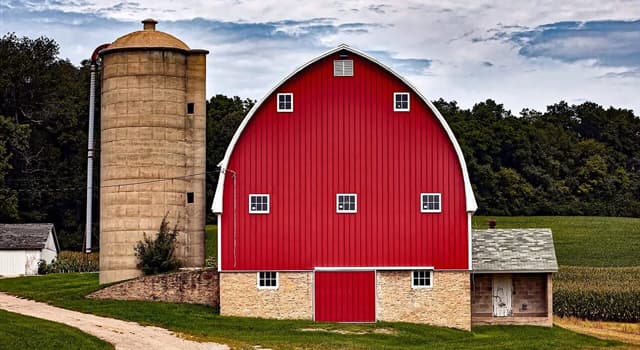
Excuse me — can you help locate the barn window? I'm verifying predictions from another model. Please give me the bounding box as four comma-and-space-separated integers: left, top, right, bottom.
411, 270, 433, 288
421, 193, 441, 213
257, 271, 278, 289
277, 93, 293, 112
334, 60, 354, 76
336, 193, 357, 213
394, 92, 410, 111
249, 194, 270, 214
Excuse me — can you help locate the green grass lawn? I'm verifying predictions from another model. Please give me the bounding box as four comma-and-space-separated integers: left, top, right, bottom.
0, 308, 113, 350
473, 216, 640, 267
0, 273, 623, 350
206, 224, 217, 259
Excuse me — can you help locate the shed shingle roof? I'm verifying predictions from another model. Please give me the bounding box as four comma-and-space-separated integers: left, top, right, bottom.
472, 228, 558, 273
0, 223, 55, 250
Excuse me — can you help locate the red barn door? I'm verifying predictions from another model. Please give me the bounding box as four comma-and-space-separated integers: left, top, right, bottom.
314, 271, 375, 322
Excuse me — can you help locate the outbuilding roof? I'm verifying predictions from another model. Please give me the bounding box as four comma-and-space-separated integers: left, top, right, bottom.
472, 228, 558, 273
0, 223, 58, 251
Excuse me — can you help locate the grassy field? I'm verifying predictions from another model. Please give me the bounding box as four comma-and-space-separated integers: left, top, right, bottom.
472, 216, 640, 267
0, 273, 623, 350
0, 308, 113, 350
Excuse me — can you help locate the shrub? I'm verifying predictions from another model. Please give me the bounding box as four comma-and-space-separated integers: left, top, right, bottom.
37, 252, 99, 274
134, 215, 182, 275
205, 255, 217, 268
554, 266, 640, 322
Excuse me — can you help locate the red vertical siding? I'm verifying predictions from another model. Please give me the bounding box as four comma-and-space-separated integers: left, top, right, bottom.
315, 271, 375, 322
221, 52, 469, 270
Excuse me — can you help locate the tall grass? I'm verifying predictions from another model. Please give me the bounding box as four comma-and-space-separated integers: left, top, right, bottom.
39, 251, 99, 274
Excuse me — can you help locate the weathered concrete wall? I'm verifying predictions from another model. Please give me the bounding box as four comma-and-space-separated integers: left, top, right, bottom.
376, 271, 471, 330
513, 274, 548, 316
219, 272, 313, 320
89, 268, 218, 306
99, 48, 206, 284
471, 274, 493, 315
471, 273, 553, 327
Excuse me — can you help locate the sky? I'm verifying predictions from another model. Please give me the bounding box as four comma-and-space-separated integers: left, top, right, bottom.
1, 0, 639, 114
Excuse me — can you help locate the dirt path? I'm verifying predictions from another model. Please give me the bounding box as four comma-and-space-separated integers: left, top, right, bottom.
0, 292, 228, 350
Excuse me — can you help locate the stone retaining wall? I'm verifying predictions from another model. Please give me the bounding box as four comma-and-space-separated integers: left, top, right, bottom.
88, 268, 219, 307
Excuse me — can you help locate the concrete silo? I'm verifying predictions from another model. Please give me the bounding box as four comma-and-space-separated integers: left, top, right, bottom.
99, 19, 207, 284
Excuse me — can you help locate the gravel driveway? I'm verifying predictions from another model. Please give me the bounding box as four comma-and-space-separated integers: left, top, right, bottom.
0, 292, 228, 350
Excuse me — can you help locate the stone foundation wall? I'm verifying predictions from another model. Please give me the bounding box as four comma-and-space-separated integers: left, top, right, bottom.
376, 271, 471, 330
88, 268, 218, 306
220, 272, 313, 320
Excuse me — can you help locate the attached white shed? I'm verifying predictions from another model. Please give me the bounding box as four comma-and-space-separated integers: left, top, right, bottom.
0, 223, 59, 276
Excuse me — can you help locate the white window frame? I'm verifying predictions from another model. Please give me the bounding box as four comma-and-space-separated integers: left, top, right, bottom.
249, 194, 270, 214
276, 93, 293, 112
333, 59, 354, 77
411, 270, 433, 289
257, 271, 279, 289
394, 92, 410, 112
336, 193, 357, 213
420, 193, 442, 213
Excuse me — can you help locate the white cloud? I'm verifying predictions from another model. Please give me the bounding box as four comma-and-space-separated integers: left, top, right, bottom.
2, 0, 640, 113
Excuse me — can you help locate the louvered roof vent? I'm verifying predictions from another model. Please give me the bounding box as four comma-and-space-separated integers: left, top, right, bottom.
334, 59, 353, 76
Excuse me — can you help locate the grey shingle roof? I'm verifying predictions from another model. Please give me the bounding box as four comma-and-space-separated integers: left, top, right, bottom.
472, 228, 558, 273
0, 223, 55, 250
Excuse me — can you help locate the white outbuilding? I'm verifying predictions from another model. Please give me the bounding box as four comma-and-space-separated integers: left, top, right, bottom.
0, 223, 59, 276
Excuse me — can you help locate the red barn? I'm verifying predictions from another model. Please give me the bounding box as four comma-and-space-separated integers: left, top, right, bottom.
212, 45, 556, 329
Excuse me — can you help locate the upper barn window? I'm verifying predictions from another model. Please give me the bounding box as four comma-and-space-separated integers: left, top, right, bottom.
249, 194, 270, 214
277, 93, 293, 112
421, 193, 441, 213
336, 193, 357, 213
394, 92, 410, 112
334, 60, 354, 76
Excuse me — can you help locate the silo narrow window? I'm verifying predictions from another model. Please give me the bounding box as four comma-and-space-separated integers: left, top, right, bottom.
394, 92, 410, 111
187, 103, 195, 114
334, 60, 354, 76
277, 93, 293, 112
186, 192, 195, 204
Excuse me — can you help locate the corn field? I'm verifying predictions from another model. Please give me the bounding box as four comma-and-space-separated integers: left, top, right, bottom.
554, 266, 640, 322
38, 251, 99, 274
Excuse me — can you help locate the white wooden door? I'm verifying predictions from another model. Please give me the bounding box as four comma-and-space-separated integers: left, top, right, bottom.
493, 277, 512, 317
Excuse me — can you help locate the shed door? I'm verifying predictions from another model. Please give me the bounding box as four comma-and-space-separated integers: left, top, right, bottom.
315, 271, 375, 322
493, 277, 512, 317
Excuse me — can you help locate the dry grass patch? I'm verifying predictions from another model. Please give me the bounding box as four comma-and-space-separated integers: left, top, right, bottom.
555, 316, 640, 347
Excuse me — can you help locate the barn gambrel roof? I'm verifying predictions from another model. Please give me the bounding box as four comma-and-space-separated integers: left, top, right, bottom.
472, 228, 558, 273
212, 44, 478, 214
0, 223, 58, 251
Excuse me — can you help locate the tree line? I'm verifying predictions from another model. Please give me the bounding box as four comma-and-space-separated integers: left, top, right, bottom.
1, 34, 638, 249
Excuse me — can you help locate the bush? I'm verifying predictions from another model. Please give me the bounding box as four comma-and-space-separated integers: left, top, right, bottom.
134, 215, 182, 275
554, 266, 640, 322
38, 252, 99, 274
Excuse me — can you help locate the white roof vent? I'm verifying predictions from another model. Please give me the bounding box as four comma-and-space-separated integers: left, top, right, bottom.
334, 60, 353, 77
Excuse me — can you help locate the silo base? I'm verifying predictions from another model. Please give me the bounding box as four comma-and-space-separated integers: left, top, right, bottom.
100, 269, 142, 284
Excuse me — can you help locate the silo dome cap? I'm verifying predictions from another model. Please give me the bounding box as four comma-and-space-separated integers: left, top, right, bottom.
142, 18, 158, 30
100, 18, 190, 54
